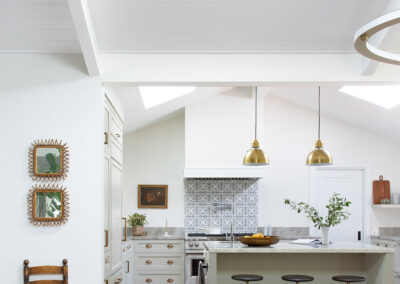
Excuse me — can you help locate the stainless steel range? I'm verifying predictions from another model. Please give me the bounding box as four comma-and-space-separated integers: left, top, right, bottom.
184, 233, 253, 284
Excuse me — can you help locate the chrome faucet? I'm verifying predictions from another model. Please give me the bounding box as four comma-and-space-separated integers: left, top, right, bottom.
230, 222, 234, 244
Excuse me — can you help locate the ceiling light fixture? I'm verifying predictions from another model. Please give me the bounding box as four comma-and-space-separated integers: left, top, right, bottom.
139, 86, 196, 109
340, 85, 400, 109
243, 86, 269, 166
354, 9, 400, 65
306, 87, 333, 166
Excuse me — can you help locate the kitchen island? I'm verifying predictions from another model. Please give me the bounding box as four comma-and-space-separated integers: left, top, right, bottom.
204, 241, 394, 284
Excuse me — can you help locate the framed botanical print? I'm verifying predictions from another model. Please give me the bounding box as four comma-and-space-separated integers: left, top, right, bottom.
138, 185, 168, 209
29, 139, 69, 182
28, 184, 70, 226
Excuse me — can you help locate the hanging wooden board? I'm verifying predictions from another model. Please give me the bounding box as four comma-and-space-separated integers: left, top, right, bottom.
373, 175, 391, 204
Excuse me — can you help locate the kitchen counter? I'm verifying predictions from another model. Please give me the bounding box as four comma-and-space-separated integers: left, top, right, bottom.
204, 241, 394, 284
129, 235, 185, 240
204, 240, 394, 253
371, 235, 400, 242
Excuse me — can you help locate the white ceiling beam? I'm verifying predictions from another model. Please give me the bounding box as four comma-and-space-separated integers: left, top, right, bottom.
360, 0, 400, 76
67, 0, 100, 76
100, 53, 400, 85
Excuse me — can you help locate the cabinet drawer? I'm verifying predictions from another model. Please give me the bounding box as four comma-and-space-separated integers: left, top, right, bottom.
110, 116, 123, 145
134, 240, 184, 253
135, 272, 183, 284
134, 253, 184, 271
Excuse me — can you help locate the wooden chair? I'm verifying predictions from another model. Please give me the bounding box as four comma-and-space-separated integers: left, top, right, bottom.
24, 259, 68, 284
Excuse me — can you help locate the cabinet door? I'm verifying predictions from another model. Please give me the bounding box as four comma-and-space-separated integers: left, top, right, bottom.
104, 107, 110, 151
104, 155, 110, 239
111, 160, 123, 272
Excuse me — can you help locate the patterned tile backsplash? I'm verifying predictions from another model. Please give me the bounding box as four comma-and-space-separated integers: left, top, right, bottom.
184, 178, 258, 234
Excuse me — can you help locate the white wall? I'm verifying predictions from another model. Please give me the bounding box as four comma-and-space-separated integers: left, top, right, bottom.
185, 88, 400, 229
185, 87, 264, 168
123, 114, 185, 227
0, 54, 103, 283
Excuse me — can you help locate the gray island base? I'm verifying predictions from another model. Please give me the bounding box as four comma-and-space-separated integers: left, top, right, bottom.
204, 241, 394, 284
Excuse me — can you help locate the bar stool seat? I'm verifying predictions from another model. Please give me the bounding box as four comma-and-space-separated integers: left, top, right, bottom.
232, 274, 263, 283
282, 275, 314, 282
332, 275, 366, 283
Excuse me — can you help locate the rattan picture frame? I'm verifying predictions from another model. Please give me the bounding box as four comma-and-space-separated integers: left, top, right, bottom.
29, 139, 69, 182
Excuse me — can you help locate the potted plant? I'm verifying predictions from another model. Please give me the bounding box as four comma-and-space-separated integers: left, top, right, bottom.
284, 193, 351, 245
128, 213, 148, 236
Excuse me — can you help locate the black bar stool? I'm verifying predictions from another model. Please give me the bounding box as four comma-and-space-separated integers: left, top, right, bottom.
332, 275, 366, 284
282, 275, 314, 284
232, 274, 263, 284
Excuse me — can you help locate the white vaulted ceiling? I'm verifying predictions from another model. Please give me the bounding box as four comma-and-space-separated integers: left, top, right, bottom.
88, 0, 391, 53
0, 0, 81, 53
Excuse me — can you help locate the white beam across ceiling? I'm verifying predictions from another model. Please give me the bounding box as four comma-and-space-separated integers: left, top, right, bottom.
100, 53, 400, 85
68, 0, 100, 76
360, 0, 400, 76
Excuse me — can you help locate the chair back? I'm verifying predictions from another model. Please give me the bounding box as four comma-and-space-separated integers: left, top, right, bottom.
23, 259, 68, 284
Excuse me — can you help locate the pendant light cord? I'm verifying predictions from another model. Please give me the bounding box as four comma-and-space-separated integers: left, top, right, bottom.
318, 86, 321, 140
255, 86, 258, 140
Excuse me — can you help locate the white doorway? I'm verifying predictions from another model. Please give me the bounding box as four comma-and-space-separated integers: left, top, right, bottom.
309, 167, 367, 242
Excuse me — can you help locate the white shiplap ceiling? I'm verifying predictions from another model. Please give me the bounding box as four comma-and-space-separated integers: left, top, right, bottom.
88, 0, 391, 53
0, 0, 81, 53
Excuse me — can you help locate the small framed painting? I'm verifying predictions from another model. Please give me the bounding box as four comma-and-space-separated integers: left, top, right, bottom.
138, 185, 168, 209
29, 139, 69, 182
28, 184, 70, 226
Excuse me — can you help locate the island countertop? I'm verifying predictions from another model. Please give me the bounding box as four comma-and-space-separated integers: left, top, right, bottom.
204, 240, 394, 253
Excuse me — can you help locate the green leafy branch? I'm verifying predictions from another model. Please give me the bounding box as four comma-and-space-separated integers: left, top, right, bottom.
284, 193, 351, 229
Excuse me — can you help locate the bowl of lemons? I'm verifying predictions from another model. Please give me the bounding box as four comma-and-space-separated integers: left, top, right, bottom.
239, 233, 280, 247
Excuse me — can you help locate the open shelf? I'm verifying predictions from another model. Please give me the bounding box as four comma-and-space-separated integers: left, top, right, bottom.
372, 204, 400, 209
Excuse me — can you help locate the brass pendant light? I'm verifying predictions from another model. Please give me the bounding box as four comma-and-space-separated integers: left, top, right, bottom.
243, 86, 269, 166
306, 86, 333, 166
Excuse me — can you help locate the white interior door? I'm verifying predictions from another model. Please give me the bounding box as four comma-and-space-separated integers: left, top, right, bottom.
309, 167, 365, 242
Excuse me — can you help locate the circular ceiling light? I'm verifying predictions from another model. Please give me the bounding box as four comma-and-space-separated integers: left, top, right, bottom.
354, 9, 400, 65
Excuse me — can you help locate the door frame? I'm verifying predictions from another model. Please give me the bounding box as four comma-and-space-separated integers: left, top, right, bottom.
308, 164, 371, 243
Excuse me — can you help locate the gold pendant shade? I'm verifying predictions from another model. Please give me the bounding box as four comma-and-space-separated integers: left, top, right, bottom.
243, 139, 269, 166
306, 139, 333, 166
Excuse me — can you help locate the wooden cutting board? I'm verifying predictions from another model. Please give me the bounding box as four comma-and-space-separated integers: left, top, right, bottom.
373, 175, 391, 204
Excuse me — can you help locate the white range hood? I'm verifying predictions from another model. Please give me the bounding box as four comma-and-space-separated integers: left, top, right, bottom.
184, 167, 267, 178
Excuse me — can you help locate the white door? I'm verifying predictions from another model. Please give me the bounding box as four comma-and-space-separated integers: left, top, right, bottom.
309, 167, 365, 242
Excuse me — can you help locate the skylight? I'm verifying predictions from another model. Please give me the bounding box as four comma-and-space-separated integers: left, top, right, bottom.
139, 86, 196, 109
339, 85, 400, 109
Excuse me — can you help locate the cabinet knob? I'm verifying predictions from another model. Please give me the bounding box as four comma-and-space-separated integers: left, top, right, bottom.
167, 260, 174, 265
167, 244, 174, 248
146, 260, 152, 264
116, 133, 121, 137
385, 244, 388, 247
146, 278, 152, 283
376, 243, 380, 246
146, 244, 152, 248
189, 242, 193, 247
167, 279, 174, 283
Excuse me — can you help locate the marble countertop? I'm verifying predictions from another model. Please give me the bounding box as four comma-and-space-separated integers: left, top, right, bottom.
371, 235, 400, 242
129, 235, 185, 240
204, 241, 394, 253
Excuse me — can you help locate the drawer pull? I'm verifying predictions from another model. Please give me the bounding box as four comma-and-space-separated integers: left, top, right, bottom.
146, 260, 152, 264
146, 244, 152, 248
167, 260, 174, 265
167, 244, 174, 248
167, 279, 174, 283
146, 278, 152, 283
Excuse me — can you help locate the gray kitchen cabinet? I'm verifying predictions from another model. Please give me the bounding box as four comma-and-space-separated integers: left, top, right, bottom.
133, 240, 184, 284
